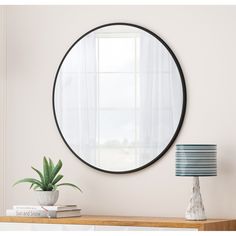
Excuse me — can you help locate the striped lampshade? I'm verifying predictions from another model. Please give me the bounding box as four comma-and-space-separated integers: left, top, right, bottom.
176, 144, 217, 176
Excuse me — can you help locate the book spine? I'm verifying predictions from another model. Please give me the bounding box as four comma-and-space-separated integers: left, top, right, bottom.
6, 209, 56, 218
13, 206, 57, 210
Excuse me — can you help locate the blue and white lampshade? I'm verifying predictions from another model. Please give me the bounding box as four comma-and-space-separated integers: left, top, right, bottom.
176, 144, 217, 177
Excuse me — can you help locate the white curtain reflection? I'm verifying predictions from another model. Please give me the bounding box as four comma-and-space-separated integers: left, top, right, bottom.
138, 31, 182, 165
55, 33, 97, 165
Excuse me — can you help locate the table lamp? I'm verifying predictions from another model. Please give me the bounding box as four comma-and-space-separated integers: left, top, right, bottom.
176, 144, 217, 220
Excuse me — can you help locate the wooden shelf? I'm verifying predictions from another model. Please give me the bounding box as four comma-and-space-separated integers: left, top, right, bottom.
0, 215, 235, 231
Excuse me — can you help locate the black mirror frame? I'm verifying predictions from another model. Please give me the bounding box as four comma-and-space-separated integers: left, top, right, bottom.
52, 22, 187, 174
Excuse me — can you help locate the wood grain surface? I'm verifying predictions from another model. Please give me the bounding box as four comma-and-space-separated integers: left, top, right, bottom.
0, 215, 235, 231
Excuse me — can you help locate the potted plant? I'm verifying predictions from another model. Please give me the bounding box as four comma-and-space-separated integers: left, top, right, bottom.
14, 157, 82, 206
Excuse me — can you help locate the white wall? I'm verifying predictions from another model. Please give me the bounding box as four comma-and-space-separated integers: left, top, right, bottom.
2, 5, 236, 218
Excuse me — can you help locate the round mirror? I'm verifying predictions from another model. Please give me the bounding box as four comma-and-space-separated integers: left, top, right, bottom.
53, 23, 186, 173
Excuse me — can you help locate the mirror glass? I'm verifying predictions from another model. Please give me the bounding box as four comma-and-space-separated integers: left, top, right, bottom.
53, 24, 186, 173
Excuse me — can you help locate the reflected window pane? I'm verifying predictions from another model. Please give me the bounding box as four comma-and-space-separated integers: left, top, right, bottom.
99, 73, 135, 109
97, 148, 137, 172
98, 37, 135, 72
98, 110, 135, 147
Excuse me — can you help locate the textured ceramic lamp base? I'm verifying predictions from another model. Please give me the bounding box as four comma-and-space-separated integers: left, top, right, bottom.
185, 177, 206, 221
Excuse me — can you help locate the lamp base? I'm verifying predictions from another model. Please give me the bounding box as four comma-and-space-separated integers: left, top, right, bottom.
185, 177, 206, 221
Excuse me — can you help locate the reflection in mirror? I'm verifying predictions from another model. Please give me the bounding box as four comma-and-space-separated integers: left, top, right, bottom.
54, 24, 186, 173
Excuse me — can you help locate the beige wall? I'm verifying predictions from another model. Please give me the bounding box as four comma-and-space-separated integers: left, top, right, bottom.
1, 5, 236, 218
0, 6, 6, 216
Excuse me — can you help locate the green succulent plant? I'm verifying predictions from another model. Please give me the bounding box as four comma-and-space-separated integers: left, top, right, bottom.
13, 157, 82, 192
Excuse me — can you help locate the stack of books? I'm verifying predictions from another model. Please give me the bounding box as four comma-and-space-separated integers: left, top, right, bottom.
6, 205, 81, 218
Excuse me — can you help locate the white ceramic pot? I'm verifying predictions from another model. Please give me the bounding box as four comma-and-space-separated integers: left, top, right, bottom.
35, 190, 59, 206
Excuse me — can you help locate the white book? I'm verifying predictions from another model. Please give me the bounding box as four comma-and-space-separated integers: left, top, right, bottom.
13, 205, 78, 211
6, 209, 81, 218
